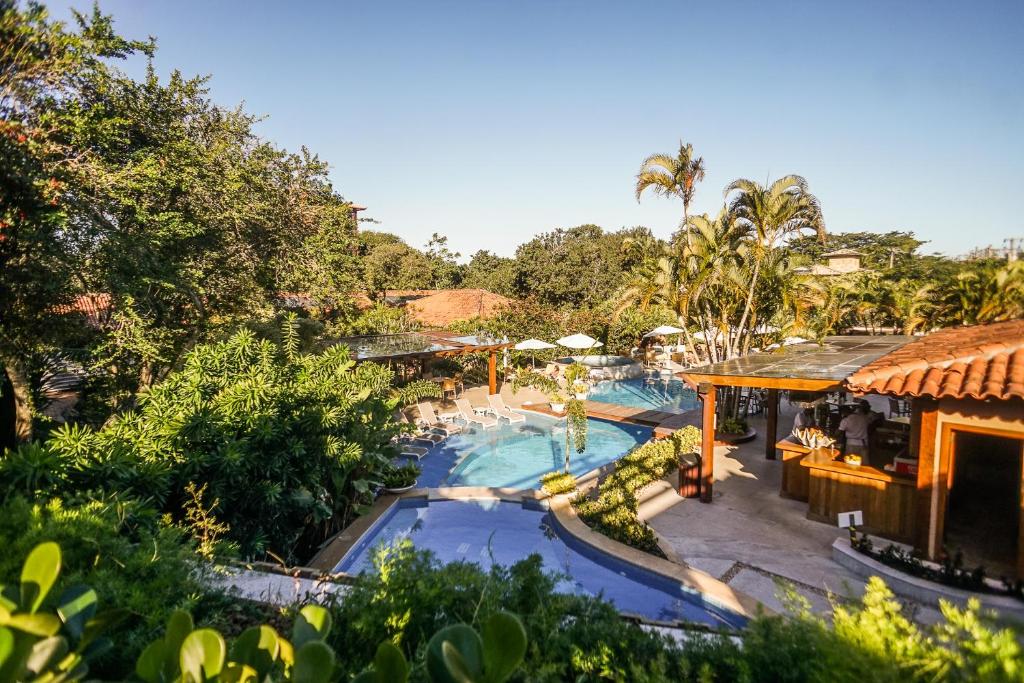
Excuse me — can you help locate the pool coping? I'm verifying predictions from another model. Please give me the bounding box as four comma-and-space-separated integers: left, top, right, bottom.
308, 485, 768, 624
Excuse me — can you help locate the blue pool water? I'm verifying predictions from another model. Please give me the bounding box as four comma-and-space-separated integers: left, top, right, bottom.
335, 498, 745, 628
588, 378, 699, 412
418, 413, 649, 489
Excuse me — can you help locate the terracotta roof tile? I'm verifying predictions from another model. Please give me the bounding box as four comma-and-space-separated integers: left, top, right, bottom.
846, 320, 1024, 401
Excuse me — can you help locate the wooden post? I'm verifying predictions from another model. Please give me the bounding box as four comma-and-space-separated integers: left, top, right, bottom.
488, 350, 497, 395
700, 383, 716, 503
765, 388, 779, 460
913, 398, 939, 557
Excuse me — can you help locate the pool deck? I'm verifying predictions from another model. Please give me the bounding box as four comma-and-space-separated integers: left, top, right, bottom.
522, 398, 699, 437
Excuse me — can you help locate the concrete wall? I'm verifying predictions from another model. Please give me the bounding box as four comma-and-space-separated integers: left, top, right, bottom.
826, 255, 861, 273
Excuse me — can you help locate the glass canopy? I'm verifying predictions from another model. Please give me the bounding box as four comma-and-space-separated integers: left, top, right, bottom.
684, 336, 915, 384
332, 332, 512, 361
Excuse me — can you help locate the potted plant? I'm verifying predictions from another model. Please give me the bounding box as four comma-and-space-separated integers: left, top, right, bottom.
564, 363, 590, 400
382, 462, 420, 493
549, 392, 566, 414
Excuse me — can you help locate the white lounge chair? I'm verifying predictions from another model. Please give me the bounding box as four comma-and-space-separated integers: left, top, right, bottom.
455, 398, 498, 429
418, 402, 464, 435
398, 412, 446, 444
486, 394, 525, 423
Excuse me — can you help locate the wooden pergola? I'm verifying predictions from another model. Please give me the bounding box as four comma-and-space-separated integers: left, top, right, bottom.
680, 336, 915, 503
331, 331, 514, 394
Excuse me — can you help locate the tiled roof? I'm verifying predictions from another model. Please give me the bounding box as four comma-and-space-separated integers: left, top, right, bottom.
845, 320, 1024, 401
405, 289, 513, 326
52, 293, 111, 327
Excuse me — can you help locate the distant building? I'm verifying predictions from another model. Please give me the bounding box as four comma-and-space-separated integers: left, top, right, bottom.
353, 289, 514, 327
794, 248, 863, 276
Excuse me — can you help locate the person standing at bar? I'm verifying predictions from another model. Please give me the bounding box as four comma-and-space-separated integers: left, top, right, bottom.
839, 401, 873, 459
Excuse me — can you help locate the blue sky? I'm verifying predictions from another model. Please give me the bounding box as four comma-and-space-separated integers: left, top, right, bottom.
47, 0, 1024, 259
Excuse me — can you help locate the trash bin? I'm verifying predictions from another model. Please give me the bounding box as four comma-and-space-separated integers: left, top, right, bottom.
678, 452, 701, 498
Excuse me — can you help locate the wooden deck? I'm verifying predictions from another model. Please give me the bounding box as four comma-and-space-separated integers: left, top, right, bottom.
522, 399, 699, 439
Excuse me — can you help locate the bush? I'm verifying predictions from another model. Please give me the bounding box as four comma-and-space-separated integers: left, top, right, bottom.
325, 543, 701, 681
573, 427, 700, 554
0, 496, 203, 679
539, 471, 577, 495
2, 318, 406, 561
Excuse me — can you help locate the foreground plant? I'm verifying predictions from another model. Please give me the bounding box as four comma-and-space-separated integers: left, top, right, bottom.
0, 542, 125, 681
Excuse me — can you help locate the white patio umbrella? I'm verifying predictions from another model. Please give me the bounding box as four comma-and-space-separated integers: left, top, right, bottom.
556, 333, 603, 350
514, 338, 556, 368
752, 323, 781, 335
643, 324, 685, 338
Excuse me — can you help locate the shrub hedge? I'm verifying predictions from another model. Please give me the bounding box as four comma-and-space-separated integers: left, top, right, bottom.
573, 426, 700, 554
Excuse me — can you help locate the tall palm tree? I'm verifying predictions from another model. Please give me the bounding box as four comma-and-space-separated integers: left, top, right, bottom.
724, 175, 824, 357
635, 141, 706, 230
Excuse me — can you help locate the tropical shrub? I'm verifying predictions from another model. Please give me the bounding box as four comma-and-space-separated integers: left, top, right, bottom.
0, 497, 204, 678
1, 317, 406, 561
539, 471, 577, 495
574, 427, 700, 554
324, 543, 699, 681
382, 463, 421, 490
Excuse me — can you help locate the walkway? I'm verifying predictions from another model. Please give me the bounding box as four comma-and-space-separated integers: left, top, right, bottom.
643, 397, 945, 624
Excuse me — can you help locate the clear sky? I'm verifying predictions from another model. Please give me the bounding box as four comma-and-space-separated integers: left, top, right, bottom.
46, 0, 1024, 259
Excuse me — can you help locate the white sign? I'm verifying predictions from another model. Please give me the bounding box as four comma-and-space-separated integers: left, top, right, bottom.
837, 510, 863, 528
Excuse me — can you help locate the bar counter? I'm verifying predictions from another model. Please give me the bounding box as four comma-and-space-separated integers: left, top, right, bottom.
776, 437, 917, 542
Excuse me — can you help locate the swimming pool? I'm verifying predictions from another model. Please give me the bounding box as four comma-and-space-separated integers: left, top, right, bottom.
418, 413, 650, 489
588, 377, 699, 412
334, 497, 745, 628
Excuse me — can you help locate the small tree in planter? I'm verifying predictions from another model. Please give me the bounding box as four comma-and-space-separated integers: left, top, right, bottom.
564, 362, 590, 399
511, 370, 588, 472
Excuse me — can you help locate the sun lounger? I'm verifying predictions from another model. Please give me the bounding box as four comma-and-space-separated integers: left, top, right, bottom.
418, 402, 464, 435
397, 411, 446, 444
454, 398, 498, 429
486, 394, 525, 423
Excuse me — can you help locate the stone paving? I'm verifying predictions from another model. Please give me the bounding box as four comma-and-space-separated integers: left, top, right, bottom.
645, 397, 945, 624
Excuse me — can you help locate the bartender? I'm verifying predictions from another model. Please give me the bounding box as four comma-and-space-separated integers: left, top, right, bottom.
792, 407, 815, 432
839, 400, 873, 458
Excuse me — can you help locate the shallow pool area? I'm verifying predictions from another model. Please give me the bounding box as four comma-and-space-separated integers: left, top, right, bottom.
588, 377, 699, 412
334, 497, 746, 628
417, 412, 649, 489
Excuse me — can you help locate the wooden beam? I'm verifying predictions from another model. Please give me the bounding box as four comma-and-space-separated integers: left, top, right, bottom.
700, 384, 716, 503
681, 373, 841, 392
765, 388, 779, 460
913, 398, 939, 557
488, 350, 497, 395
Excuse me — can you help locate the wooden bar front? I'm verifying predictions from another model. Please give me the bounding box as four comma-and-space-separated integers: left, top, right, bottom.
776, 437, 823, 502
800, 449, 917, 542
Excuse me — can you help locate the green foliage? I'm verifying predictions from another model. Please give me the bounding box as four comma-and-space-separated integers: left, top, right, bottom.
325, 544, 696, 681
0, 497, 201, 678
0, 541, 128, 682
338, 303, 422, 336
424, 612, 527, 683
135, 605, 335, 683
382, 463, 421, 490
574, 428, 700, 554
539, 471, 577, 495
509, 371, 559, 398
719, 417, 748, 436
3, 320, 405, 561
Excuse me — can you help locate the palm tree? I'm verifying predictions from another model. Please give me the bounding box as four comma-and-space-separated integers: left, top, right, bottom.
635, 141, 706, 230
724, 175, 824, 357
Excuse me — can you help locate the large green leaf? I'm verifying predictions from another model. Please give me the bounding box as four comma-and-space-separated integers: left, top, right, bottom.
180, 629, 226, 682
6, 613, 61, 637
56, 585, 98, 640
135, 640, 167, 683
20, 542, 61, 613
426, 624, 483, 683
442, 641, 477, 683
292, 605, 331, 647
481, 612, 527, 682
292, 641, 334, 683
372, 640, 409, 683
230, 625, 279, 677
